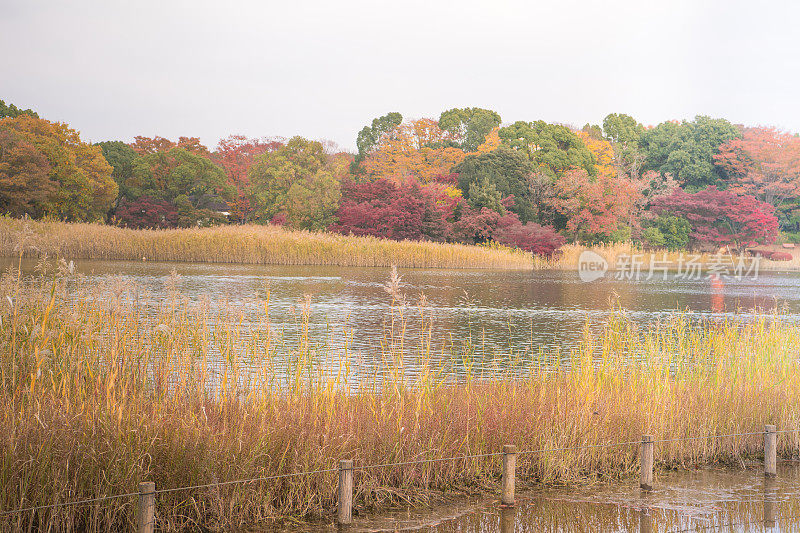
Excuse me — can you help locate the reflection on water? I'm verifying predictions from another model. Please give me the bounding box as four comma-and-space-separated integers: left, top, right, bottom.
317, 463, 800, 532
4, 258, 800, 379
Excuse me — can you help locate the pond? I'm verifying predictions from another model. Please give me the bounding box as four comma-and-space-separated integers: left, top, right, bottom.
4, 258, 800, 379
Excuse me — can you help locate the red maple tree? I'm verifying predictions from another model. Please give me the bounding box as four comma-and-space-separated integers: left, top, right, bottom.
650, 187, 779, 249
715, 127, 800, 212
212, 135, 284, 222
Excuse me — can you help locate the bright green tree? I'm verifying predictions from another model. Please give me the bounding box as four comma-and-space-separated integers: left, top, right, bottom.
96, 141, 142, 200
438, 107, 502, 152
0, 99, 38, 119
602, 113, 644, 144
354, 112, 403, 167
285, 170, 341, 230
128, 147, 231, 226
639, 115, 740, 190
497, 120, 595, 178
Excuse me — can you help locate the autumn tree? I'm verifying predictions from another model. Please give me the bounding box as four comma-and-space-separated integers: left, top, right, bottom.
650, 187, 779, 249
0, 128, 54, 217
113, 196, 178, 229
714, 127, 800, 228
451, 206, 564, 256
639, 116, 739, 190
212, 135, 284, 222
546, 168, 642, 243
0, 115, 117, 221
118, 146, 231, 227
361, 119, 466, 183
438, 107, 502, 152
497, 120, 595, 178
131, 136, 211, 157
248, 136, 342, 229
577, 131, 616, 180
331, 177, 450, 241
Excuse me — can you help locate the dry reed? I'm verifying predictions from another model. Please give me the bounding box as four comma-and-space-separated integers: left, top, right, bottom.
2, 262, 800, 531
0, 218, 534, 270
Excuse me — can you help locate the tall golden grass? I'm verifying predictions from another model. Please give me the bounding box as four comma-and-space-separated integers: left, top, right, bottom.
549, 242, 800, 271
2, 262, 800, 531
5, 218, 797, 273
0, 217, 535, 269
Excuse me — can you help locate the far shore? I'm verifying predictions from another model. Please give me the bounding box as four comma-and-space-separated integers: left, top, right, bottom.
2, 218, 799, 272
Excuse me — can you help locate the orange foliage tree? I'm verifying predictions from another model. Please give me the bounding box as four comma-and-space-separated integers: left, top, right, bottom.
361, 119, 467, 184
546, 168, 642, 243
0, 115, 117, 221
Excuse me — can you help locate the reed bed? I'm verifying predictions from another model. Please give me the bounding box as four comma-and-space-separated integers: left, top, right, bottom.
2, 263, 800, 531
549, 242, 800, 271
0, 217, 535, 269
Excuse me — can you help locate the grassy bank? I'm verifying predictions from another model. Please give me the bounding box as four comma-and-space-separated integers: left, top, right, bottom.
2, 266, 800, 531
2, 218, 798, 273
0, 218, 535, 269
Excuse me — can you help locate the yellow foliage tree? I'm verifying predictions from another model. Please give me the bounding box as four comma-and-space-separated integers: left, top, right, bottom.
475, 127, 501, 154
362, 119, 467, 183
577, 130, 617, 180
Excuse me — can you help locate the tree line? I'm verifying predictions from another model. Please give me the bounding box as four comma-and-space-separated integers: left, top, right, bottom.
2, 100, 798, 256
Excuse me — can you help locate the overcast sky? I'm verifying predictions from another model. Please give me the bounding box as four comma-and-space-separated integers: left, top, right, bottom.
2, 0, 799, 151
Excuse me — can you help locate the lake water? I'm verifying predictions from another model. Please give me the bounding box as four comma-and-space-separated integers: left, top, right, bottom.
297, 462, 800, 532
5, 258, 800, 379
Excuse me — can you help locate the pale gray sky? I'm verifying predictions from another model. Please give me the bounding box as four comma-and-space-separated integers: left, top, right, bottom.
2, 0, 799, 150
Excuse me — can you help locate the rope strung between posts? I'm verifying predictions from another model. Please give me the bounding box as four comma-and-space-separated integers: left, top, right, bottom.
2, 428, 797, 516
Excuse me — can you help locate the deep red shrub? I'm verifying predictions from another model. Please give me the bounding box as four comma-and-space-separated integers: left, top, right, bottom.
113, 196, 178, 229
651, 187, 779, 249
330, 178, 450, 241
453, 205, 564, 256
493, 220, 566, 256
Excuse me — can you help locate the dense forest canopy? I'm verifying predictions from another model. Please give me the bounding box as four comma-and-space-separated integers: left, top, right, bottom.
2, 98, 798, 255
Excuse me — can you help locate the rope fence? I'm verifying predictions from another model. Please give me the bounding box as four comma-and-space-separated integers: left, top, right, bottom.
2, 426, 798, 532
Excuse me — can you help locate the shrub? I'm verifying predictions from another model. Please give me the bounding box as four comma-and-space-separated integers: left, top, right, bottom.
651, 214, 691, 251
493, 220, 565, 256
113, 196, 178, 229
641, 227, 665, 249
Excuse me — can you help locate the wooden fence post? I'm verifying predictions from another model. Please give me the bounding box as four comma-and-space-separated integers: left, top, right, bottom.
501, 445, 517, 506
338, 459, 354, 525
137, 482, 155, 533
764, 424, 777, 477
640, 435, 654, 491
